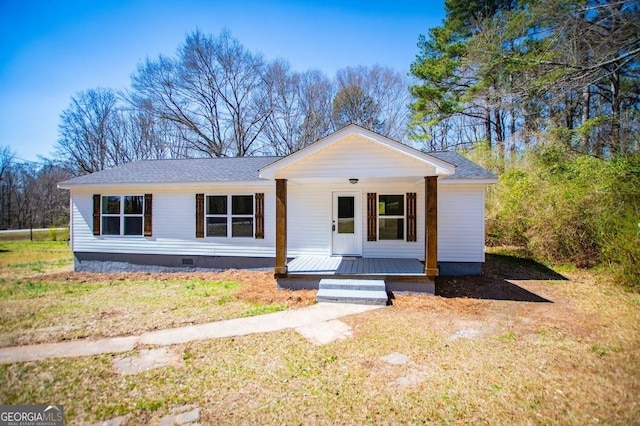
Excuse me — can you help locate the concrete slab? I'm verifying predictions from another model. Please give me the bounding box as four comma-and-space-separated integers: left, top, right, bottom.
295, 320, 353, 345
0, 336, 139, 364
112, 347, 183, 375
139, 302, 380, 346
0, 303, 383, 364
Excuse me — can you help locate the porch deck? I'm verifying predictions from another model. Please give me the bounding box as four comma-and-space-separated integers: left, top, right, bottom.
287, 255, 425, 276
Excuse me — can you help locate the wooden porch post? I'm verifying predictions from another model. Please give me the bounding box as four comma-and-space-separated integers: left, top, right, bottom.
275, 178, 288, 276
425, 176, 439, 277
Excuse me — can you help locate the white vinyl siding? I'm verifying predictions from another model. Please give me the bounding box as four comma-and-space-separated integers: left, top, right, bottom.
71, 186, 275, 258
70, 182, 486, 263
277, 135, 437, 179
438, 184, 486, 262
287, 183, 332, 256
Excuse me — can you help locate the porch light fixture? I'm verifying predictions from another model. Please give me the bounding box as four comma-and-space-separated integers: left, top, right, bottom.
349, 178, 359, 184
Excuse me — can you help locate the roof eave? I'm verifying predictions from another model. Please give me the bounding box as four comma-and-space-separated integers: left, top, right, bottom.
439, 178, 498, 185
58, 179, 272, 190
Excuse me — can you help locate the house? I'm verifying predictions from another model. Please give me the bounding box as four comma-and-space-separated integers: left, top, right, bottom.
58, 125, 496, 295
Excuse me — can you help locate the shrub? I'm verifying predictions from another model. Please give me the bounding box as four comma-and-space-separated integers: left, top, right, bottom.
485, 145, 640, 289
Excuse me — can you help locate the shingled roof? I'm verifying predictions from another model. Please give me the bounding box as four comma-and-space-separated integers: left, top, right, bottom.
59, 151, 495, 188
429, 151, 497, 180
59, 157, 280, 187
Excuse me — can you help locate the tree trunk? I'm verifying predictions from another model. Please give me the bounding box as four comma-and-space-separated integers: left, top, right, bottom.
610, 68, 621, 154
494, 107, 504, 171
582, 85, 591, 153
484, 98, 492, 149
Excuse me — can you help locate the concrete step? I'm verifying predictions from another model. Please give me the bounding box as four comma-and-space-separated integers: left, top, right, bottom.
317, 279, 388, 305
319, 278, 386, 292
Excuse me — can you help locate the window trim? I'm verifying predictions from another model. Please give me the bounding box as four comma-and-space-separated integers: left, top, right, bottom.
377, 194, 406, 241
100, 195, 145, 237
205, 194, 255, 238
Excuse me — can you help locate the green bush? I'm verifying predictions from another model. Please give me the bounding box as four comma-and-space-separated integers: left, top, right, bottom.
484, 144, 640, 289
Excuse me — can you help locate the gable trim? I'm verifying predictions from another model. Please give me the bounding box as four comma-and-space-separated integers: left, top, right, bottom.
259, 124, 456, 179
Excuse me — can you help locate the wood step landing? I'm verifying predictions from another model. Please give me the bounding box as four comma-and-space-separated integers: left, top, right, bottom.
316, 279, 388, 305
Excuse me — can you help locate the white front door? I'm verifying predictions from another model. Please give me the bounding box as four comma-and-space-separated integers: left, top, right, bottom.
332, 191, 362, 256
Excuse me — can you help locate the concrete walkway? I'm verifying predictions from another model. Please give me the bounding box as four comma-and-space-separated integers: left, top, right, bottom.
0, 303, 382, 364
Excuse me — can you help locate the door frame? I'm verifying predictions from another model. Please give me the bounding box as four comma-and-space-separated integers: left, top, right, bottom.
331, 190, 362, 256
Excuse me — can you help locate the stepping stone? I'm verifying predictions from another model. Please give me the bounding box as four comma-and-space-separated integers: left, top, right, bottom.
112, 347, 183, 375
449, 328, 482, 341
86, 415, 129, 426
381, 352, 410, 365
392, 370, 429, 387
295, 320, 353, 345
158, 405, 200, 426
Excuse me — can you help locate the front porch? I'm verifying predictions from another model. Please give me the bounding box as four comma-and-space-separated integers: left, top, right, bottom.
287, 255, 425, 276
278, 255, 435, 295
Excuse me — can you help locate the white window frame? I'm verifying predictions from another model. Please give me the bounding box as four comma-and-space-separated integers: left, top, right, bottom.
205, 194, 254, 238
101, 195, 144, 236
378, 194, 406, 241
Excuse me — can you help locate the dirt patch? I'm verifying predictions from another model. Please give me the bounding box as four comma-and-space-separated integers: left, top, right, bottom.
387, 252, 608, 342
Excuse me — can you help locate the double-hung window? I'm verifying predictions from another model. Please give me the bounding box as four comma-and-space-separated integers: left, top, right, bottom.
378, 195, 405, 240
206, 195, 254, 238
101, 195, 144, 236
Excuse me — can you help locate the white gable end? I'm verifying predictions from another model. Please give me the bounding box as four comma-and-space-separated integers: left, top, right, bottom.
260, 125, 454, 180
278, 134, 436, 179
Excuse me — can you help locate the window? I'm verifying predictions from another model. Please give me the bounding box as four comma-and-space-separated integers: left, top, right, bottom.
101, 195, 144, 236
378, 195, 404, 240
206, 195, 254, 238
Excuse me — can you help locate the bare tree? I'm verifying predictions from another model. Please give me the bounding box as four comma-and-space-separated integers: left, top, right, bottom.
298, 70, 334, 148
334, 66, 411, 140
31, 160, 70, 229
0, 146, 14, 229
55, 88, 121, 176
262, 61, 333, 155
131, 30, 269, 157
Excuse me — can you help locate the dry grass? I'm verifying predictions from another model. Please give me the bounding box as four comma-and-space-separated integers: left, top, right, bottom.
0, 243, 639, 424
0, 240, 72, 276
0, 241, 314, 347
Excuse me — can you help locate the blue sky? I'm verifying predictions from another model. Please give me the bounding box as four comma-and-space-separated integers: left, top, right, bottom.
0, 0, 445, 162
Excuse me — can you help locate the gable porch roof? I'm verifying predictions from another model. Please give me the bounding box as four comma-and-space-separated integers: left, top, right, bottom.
258, 124, 457, 180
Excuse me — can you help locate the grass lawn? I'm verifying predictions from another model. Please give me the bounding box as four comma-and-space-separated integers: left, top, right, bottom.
1, 241, 639, 424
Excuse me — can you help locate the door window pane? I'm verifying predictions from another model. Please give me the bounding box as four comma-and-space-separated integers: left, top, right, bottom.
232, 195, 253, 215
379, 218, 404, 240
206, 217, 227, 237
379, 195, 404, 216
207, 196, 227, 215
124, 217, 143, 235
232, 217, 254, 237
337, 196, 355, 234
